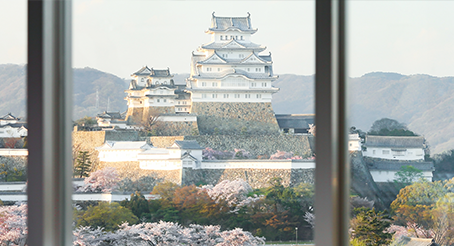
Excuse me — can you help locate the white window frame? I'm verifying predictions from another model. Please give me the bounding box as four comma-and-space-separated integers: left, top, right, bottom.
27, 1, 349, 246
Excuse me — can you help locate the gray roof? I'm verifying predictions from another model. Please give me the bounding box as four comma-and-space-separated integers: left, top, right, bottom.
368, 161, 434, 171
0, 113, 20, 121
209, 13, 257, 34
201, 40, 265, 51
97, 111, 123, 119
132, 66, 173, 77
170, 140, 203, 150
96, 141, 152, 150
275, 114, 314, 129
192, 68, 278, 80
197, 52, 272, 65
364, 135, 425, 148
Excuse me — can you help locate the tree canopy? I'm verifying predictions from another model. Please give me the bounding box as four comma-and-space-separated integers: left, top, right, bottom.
368, 118, 417, 136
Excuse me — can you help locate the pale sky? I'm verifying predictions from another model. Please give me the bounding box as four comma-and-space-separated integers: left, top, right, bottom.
1, 1, 454, 78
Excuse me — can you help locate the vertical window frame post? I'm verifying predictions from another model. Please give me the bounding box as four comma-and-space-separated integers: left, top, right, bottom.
27, 1, 73, 245
315, 1, 350, 246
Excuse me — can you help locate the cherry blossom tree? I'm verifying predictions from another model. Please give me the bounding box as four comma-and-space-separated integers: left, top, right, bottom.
0, 204, 27, 246
77, 167, 120, 193
269, 150, 303, 160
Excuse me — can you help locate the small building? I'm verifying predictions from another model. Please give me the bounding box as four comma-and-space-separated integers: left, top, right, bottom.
275, 114, 314, 134
348, 133, 361, 151
368, 161, 434, 182
0, 113, 21, 126
0, 123, 27, 138
96, 111, 127, 128
362, 135, 426, 161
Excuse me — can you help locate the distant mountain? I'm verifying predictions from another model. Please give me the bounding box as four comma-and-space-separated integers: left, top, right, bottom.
0, 64, 128, 120
271, 72, 454, 154
1, 64, 454, 154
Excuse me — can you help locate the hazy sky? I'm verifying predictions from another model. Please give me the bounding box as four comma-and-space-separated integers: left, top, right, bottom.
1, 1, 454, 78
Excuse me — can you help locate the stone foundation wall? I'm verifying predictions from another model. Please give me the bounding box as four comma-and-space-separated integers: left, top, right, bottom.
98, 161, 182, 185
156, 121, 199, 136
182, 168, 314, 188
126, 106, 175, 122
184, 135, 313, 158
191, 102, 280, 135
149, 136, 185, 148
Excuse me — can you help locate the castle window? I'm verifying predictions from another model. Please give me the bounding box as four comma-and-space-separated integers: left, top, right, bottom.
163, 81, 167, 85
202, 94, 207, 98
212, 94, 217, 98
157, 99, 160, 103
251, 82, 256, 87
239, 54, 244, 58
212, 82, 216, 87
202, 82, 207, 87
206, 67, 212, 72
141, 78, 144, 82
230, 35, 233, 39
217, 68, 221, 72
164, 99, 167, 102
256, 94, 261, 99
223, 94, 229, 98
184, 108, 187, 111
220, 35, 223, 40
140, 101, 143, 104
247, 68, 250, 71
234, 94, 240, 98
235, 35, 238, 40
241, 36, 243, 40
245, 94, 251, 98
382, 150, 390, 155
262, 82, 267, 87
256, 68, 261, 72
178, 108, 182, 111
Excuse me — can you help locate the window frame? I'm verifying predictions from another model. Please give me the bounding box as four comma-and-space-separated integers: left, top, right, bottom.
26, 1, 349, 245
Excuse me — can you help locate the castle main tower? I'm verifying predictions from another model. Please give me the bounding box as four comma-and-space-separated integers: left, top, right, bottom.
186, 13, 280, 135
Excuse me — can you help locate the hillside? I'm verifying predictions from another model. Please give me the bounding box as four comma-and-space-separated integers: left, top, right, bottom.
1, 64, 454, 154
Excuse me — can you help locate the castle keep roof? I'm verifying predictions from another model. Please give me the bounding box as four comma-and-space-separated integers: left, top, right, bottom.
132, 66, 173, 77
208, 12, 257, 34
364, 135, 424, 149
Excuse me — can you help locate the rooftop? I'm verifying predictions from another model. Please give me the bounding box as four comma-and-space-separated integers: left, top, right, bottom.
132, 66, 173, 77
275, 114, 314, 129
96, 141, 153, 151
208, 12, 257, 34
364, 135, 425, 148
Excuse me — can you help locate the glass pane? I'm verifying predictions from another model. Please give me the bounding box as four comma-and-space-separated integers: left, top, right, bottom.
0, 0, 28, 245
73, 1, 314, 245
348, 1, 454, 245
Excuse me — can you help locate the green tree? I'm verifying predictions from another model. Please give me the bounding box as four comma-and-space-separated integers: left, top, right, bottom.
393, 165, 424, 188
351, 208, 393, 246
368, 118, 417, 136
76, 202, 138, 231
74, 116, 96, 127
120, 191, 150, 221
74, 151, 92, 178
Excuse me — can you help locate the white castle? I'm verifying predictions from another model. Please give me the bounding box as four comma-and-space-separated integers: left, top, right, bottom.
123, 13, 281, 135
186, 12, 279, 104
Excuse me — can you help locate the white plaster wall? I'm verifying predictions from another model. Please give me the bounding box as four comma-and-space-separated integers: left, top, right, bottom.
0, 149, 28, 156
349, 140, 361, 151
362, 147, 424, 160
370, 170, 433, 182
191, 91, 273, 103
139, 160, 182, 170
98, 149, 144, 162
0, 127, 27, 138
159, 115, 197, 122
200, 160, 315, 169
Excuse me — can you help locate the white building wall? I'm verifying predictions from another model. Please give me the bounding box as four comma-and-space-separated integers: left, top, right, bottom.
98, 149, 144, 162
370, 170, 433, 182
362, 147, 425, 160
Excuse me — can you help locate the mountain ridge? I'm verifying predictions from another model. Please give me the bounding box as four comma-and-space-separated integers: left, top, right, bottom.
1, 64, 453, 154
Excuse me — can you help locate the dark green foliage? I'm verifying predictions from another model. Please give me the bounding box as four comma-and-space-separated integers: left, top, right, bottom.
117, 175, 158, 192
120, 192, 150, 221
0, 157, 26, 182
433, 149, 454, 173
75, 202, 138, 231
74, 116, 96, 127
368, 118, 417, 136
74, 151, 92, 178
352, 208, 393, 246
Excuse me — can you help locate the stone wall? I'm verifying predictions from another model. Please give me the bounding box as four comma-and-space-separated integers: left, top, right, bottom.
191, 102, 280, 135
156, 121, 198, 136
98, 161, 182, 185
182, 168, 314, 188
126, 106, 175, 122
184, 135, 314, 158
149, 136, 185, 148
